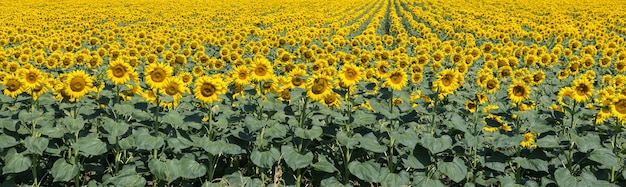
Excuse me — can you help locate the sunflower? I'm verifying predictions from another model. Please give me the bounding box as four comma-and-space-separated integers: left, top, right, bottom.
338, 63, 363, 87
230, 65, 251, 86
507, 81, 530, 104
432, 69, 462, 98
483, 76, 500, 94
520, 132, 537, 149
375, 60, 390, 78
18, 68, 44, 90
611, 94, 626, 123
64, 70, 95, 102
288, 68, 307, 88
194, 75, 227, 103
615, 60, 626, 73
306, 74, 332, 102
465, 100, 477, 113
144, 62, 173, 90
192, 66, 205, 77
28, 77, 51, 101
531, 70, 545, 86
107, 59, 133, 85
159, 77, 189, 108
557, 70, 569, 80
596, 106, 613, 124
571, 78, 593, 103
384, 69, 408, 91
477, 92, 488, 104
322, 92, 341, 109
250, 57, 274, 82
2, 74, 25, 98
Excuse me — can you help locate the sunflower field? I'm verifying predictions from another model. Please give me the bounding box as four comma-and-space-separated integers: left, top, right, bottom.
2, 0, 626, 186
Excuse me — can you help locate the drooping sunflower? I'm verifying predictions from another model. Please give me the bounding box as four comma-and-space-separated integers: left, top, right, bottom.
107, 59, 133, 85
144, 62, 173, 90
64, 70, 95, 102
2, 73, 25, 98
306, 74, 332, 102
507, 81, 530, 104
385, 69, 408, 91
531, 70, 545, 86
194, 75, 227, 104
520, 132, 537, 149
230, 65, 251, 86
571, 78, 593, 103
338, 63, 363, 87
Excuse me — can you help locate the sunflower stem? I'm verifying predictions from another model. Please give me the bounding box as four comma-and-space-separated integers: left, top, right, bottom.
299, 97, 309, 128
430, 95, 438, 135
389, 88, 394, 114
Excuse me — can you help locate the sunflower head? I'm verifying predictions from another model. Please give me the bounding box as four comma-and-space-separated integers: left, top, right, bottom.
144, 63, 173, 90
306, 74, 332, 102
64, 70, 95, 102
338, 63, 362, 87
507, 81, 530, 104
2, 74, 25, 98
107, 59, 133, 85
465, 100, 477, 113
194, 75, 227, 104
385, 69, 408, 91
251, 57, 274, 82
571, 78, 593, 103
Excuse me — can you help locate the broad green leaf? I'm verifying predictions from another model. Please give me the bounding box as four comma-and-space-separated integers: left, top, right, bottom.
358, 133, 386, 153
265, 122, 287, 139
110, 175, 146, 187
589, 148, 618, 167
311, 155, 337, 173
445, 113, 468, 133
50, 158, 79, 182
18, 109, 43, 123
60, 116, 85, 133
390, 130, 419, 148
166, 137, 192, 153
336, 131, 360, 149
162, 111, 185, 129
536, 135, 560, 148
352, 110, 376, 126
179, 155, 207, 179
484, 154, 506, 172
281, 145, 314, 170
438, 157, 468, 183
348, 160, 381, 183
294, 126, 323, 140
413, 171, 446, 187
23, 136, 49, 155
244, 116, 263, 132
320, 176, 349, 187
574, 134, 600, 152
421, 134, 452, 154
513, 157, 549, 172
39, 125, 66, 138
2, 149, 31, 174
554, 168, 577, 187
102, 118, 129, 137
75, 136, 108, 156
0, 134, 19, 149
148, 159, 181, 183
382, 173, 409, 187
134, 130, 165, 151
250, 148, 280, 168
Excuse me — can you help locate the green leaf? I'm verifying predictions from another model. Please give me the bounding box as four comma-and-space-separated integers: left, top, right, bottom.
320, 177, 348, 187
574, 134, 600, 152
554, 168, 577, 187
336, 131, 360, 149
0, 134, 19, 149
74, 136, 108, 156
179, 155, 207, 179
193, 136, 243, 155
23, 136, 49, 155
348, 160, 381, 183
50, 158, 79, 182
383, 173, 409, 187
39, 125, 66, 138
358, 133, 386, 153
162, 111, 185, 129
311, 155, 337, 173
421, 134, 452, 154
445, 113, 468, 133
2, 149, 31, 174
148, 159, 181, 183
352, 110, 376, 126
282, 145, 314, 170
589, 148, 618, 167
250, 148, 280, 168
105, 165, 146, 186
294, 126, 323, 140
413, 172, 446, 187
513, 157, 549, 172
60, 116, 85, 133
390, 130, 419, 148
102, 118, 129, 137
18, 109, 43, 123
438, 157, 468, 183
536, 135, 560, 148
134, 129, 165, 151
265, 122, 287, 139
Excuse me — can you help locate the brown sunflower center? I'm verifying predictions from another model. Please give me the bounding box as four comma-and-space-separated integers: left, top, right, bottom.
165, 84, 179, 96
70, 76, 86, 92
150, 68, 166, 83
6, 79, 21, 91
441, 74, 454, 86
486, 80, 497, 90
200, 83, 216, 97
26, 73, 38, 84
312, 78, 327, 95
615, 99, 626, 114
576, 84, 590, 95
112, 65, 126, 78
255, 65, 267, 76
513, 85, 525, 97
390, 72, 402, 84
292, 77, 304, 86
345, 69, 357, 80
